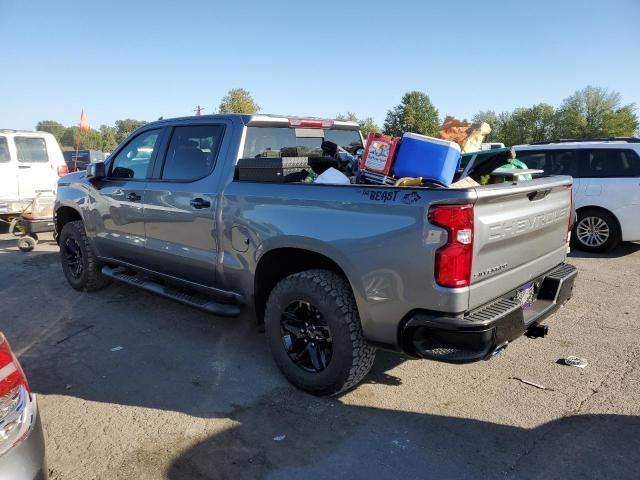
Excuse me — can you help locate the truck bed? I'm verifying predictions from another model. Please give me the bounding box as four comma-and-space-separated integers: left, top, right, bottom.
224, 174, 573, 346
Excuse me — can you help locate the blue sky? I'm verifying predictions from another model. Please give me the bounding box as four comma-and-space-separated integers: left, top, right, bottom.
1, 0, 639, 130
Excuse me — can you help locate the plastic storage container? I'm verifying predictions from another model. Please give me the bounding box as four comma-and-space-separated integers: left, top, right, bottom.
394, 133, 461, 184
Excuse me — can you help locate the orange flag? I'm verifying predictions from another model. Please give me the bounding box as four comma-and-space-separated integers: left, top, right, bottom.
79, 110, 90, 131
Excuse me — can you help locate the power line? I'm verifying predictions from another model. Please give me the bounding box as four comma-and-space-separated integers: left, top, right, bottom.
194, 105, 205, 116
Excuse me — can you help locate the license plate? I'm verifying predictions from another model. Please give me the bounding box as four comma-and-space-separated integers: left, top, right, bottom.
515, 283, 535, 310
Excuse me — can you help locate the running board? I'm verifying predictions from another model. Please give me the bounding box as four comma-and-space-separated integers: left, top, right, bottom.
102, 266, 241, 317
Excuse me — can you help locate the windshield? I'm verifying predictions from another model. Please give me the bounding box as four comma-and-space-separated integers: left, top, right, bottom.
243, 127, 363, 158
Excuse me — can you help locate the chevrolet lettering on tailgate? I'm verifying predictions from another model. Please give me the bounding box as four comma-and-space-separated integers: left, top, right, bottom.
488, 207, 569, 241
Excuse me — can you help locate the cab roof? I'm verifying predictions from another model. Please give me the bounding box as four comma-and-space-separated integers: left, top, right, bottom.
148, 114, 360, 130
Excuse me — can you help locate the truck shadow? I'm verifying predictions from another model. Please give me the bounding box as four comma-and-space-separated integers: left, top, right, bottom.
162, 395, 639, 480
5, 261, 406, 416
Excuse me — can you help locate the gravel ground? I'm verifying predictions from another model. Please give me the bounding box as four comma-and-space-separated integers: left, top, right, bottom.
0, 232, 639, 480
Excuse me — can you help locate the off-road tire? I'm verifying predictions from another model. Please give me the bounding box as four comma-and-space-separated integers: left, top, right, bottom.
59, 220, 111, 292
265, 269, 376, 396
571, 208, 620, 253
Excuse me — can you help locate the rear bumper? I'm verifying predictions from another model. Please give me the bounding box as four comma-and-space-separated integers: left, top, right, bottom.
402, 263, 577, 362
0, 396, 47, 480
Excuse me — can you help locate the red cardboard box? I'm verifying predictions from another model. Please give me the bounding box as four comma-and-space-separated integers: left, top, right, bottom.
360, 132, 401, 176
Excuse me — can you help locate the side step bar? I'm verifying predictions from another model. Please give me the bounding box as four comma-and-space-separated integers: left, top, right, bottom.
102, 266, 241, 317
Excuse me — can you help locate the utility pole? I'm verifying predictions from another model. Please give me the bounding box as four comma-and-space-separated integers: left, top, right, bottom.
194, 105, 205, 116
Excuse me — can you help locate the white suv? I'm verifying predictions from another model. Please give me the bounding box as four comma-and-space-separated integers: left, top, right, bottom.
515, 138, 640, 252
0, 129, 68, 219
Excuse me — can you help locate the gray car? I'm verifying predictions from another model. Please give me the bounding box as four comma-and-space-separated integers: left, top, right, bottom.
55, 114, 577, 396
0, 333, 47, 480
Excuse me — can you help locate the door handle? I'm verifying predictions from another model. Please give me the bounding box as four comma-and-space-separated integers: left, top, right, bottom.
190, 197, 211, 209
126, 192, 142, 202
18, 165, 31, 169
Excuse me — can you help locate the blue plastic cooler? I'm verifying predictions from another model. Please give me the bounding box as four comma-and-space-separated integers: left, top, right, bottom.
393, 133, 462, 184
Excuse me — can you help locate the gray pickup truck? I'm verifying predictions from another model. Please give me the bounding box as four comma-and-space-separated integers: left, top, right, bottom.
55, 114, 577, 395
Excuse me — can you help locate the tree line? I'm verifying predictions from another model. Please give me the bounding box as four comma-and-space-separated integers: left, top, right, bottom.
375, 86, 638, 145
36, 85, 638, 152
221, 85, 638, 145
36, 118, 147, 152
35, 88, 262, 151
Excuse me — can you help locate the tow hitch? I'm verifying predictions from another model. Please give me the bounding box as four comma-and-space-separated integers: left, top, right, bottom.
526, 323, 549, 339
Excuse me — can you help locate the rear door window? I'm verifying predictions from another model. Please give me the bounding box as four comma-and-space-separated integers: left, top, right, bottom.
550, 150, 578, 176
243, 127, 363, 158
0, 137, 10, 163
161, 125, 225, 181
15, 137, 48, 163
515, 151, 549, 171
580, 149, 640, 178
516, 149, 579, 176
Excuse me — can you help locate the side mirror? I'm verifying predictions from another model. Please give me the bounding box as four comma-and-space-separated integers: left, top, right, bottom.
86, 161, 106, 180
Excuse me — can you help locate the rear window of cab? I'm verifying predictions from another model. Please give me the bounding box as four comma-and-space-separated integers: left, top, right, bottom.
243, 127, 363, 158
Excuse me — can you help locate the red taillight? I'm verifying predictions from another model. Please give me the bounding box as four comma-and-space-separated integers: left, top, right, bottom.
57, 165, 70, 176
288, 118, 334, 129
430, 204, 474, 288
0, 334, 29, 396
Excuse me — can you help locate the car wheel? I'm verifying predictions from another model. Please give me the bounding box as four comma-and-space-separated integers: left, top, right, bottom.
264, 269, 376, 396
572, 209, 620, 252
59, 220, 111, 291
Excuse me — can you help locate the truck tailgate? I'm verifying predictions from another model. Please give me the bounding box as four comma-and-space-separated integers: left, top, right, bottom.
469, 176, 573, 310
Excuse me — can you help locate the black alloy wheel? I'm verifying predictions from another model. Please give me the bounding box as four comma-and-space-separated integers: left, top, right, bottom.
64, 236, 84, 279
280, 300, 333, 373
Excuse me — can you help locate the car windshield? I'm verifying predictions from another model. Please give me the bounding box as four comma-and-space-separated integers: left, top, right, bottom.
243, 127, 363, 158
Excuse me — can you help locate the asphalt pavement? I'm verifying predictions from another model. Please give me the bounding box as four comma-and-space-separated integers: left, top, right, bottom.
0, 232, 638, 480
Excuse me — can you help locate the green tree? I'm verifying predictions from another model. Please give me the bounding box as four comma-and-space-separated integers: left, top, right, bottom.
336, 112, 381, 137
480, 104, 556, 146
61, 126, 102, 150
554, 86, 638, 138
35, 120, 65, 144
358, 117, 381, 137
383, 91, 439, 137
80, 129, 102, 150
114, 119, 147, 143
61, 127, 77, 148
602, 105, 639, 138
99, 125, 118, 152
336, 112, 359, 122
508, 103, 556, 145
218, 88, 260, 114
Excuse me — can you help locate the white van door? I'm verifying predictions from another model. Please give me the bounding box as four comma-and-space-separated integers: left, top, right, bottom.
0, 135, 19, 202
14, 135, 56, 199
579, 148, 640, 242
